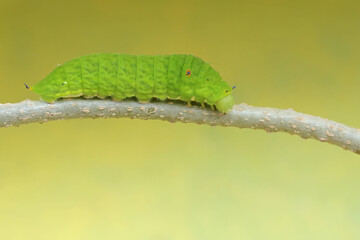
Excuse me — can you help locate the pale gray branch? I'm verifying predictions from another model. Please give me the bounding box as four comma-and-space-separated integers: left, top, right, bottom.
0, 99, 359, 154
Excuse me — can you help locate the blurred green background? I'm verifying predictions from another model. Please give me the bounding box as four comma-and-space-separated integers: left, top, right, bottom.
0, 0, 360, 239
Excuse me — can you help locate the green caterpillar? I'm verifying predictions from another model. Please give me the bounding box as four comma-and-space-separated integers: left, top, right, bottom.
26, 53, 235, 113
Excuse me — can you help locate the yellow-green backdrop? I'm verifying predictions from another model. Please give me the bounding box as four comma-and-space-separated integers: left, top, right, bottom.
0, 0, 359, 239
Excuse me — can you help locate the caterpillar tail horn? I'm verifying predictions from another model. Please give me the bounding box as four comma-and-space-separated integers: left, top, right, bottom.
24, 83, 32, 90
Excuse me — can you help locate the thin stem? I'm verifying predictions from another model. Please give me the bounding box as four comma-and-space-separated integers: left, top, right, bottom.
0, 99, 359, 154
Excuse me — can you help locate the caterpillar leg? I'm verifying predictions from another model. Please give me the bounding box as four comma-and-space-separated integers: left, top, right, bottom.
187, 101, 192, 107
156, 95, 167, 101
40, 96, 56, 103
70, 93, 83, 98
136, 94, 151, 103
210, 105, 215, 111
83, 95, 96, 99
96, 94, 107, 99
201, 102, 206, 109
111, 97, 124, 101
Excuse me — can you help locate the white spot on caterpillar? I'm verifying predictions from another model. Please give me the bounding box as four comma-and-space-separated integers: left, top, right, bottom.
346, 140, 351, 145
179, 112, 183, 116
264, 116, 271, 121
98, 106, 106, 110
127, 107, 133, 112
140, 106, 146, 111
109, 108, 116, 112
311, 127, 316, 131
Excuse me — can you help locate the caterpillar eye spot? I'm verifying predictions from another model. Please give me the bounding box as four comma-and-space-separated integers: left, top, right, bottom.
225, 90, 228, 93
186, 69, 191, 76
206, 79, 209, 81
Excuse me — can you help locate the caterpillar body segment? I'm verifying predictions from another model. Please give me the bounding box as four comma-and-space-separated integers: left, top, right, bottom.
167, 54, 187, 99
153, 55, 170, 100
115, 54, 136, 99
135, 55, 154, 102
30, 53, 234, 113
81, 54, 99, 98
63, 58, 83, 97
98, 53, 118, 98
180, 54, 196, 103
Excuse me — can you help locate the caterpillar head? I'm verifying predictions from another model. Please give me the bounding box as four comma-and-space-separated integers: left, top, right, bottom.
199, 68, 235, 113
31, 68, 70, 103
213, 83, 234, 113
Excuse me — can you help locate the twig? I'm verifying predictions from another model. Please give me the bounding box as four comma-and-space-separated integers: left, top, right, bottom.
0, 99, 359, 154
